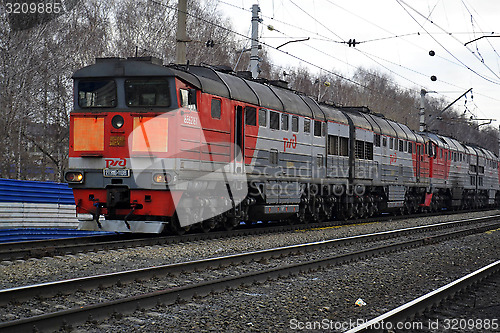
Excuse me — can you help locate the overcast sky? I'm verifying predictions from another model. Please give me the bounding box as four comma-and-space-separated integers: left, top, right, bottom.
215, 0, 500, 127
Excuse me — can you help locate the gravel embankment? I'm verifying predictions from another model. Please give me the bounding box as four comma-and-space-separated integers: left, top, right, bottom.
1, 210, 499, 332
72, 223, 500, 333
1, 210, 497, 289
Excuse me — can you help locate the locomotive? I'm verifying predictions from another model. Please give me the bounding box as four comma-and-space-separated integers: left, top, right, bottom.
65, 56, 500, 234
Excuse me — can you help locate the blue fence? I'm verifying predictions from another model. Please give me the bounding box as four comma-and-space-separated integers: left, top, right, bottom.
0, 228, 113, 243
0, 178, 79, 230
0, 178, 75, 204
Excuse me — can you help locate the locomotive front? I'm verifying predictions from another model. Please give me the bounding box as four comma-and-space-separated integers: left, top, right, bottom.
66, 57, 194, 233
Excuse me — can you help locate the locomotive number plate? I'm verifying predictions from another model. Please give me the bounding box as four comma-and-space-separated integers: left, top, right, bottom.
103, 169, 130, 177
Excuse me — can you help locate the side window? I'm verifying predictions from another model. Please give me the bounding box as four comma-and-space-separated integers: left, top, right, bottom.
316, 154, 324, 167
211, 98, 221, 119
259, 109, 267, 127
269, 149, 278, 164
281, 114, 289, 131
292, 116, 299, 132
339, 137, 349, 156
356, 141, 373, 160
180, 89, 197, 110
304, 119, 311, 133
389, 138, 394, 150
314, 121, 322, 137
365, 142, 373, 160
328, 135, 339, 155
399, 140, 404, 152
382, 137, 387, 147
270, 111, 280, 130
374, 134, 381, 147
245, 106, 256, 126
355, 140, 364, 159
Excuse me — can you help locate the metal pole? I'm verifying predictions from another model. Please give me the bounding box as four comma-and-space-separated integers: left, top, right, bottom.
250, 4, 261, 79
176, 0, 187, 65
498, 125, 500, 157
419, 89, 427, 132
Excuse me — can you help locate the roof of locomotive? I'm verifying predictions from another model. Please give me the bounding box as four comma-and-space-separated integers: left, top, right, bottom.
437, 135, 467, 153
73, 57, 194, 81
74, 58, 497, 158
183, 65, 326, 119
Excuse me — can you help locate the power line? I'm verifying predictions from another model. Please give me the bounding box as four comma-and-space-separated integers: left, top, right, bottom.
396, 0, 500, 85
156, 0, 422, 110
166, 0, 500, 120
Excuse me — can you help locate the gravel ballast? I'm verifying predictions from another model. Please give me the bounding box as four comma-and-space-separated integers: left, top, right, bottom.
1, 210, 499, 332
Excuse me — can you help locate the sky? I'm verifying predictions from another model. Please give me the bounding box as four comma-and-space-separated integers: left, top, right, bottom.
213, 0, 500, 128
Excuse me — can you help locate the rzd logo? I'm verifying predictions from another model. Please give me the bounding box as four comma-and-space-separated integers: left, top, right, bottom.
105, 158, 127, 168
283, 134, 297, 152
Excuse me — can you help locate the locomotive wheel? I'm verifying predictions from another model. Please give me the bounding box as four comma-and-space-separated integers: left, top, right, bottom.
199, 220, 213, 233
222, 216, 238, 231
404, 201, 413, 215
292, 205, 307, 224
169, 215, 190, 235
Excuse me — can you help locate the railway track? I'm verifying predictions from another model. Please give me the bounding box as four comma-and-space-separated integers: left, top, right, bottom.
0, 209, 497, 262
1, 215, 499, 332
346, 260, 500, 332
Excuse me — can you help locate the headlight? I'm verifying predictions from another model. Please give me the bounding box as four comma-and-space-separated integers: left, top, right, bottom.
112, 115, 124, 129
153, 173, 171, 183
65, 171, 84, 183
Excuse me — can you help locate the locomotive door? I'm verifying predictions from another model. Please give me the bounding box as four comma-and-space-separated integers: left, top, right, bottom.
234, 105, 245, 173
416, 143, 421, 182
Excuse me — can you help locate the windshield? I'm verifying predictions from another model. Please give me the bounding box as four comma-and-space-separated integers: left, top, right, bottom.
78, 80, 117, 108
125, 79, 170, 107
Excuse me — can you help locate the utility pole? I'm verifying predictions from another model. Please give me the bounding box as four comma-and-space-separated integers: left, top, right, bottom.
250, 4, 261, 79
419, 89, 437, 132
176, 0, 188, 65
498, 125, 500, 157
419, 89, 427, 132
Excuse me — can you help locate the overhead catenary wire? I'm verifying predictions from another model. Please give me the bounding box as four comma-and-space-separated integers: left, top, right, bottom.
163, 0, 499, 122
396, 0, 500, 85
257, 0, 500, 109
155, 0, 422, 110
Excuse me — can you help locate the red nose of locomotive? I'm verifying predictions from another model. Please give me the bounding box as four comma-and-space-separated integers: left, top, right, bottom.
66, 62, 181, 232
67, 110, 178, 231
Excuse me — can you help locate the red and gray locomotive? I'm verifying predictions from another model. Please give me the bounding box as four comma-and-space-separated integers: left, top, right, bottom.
65, 57, 500, 233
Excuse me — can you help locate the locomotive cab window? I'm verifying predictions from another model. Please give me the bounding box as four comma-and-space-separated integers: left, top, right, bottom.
125, 79, 170, 107
78, 80, 117, 108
